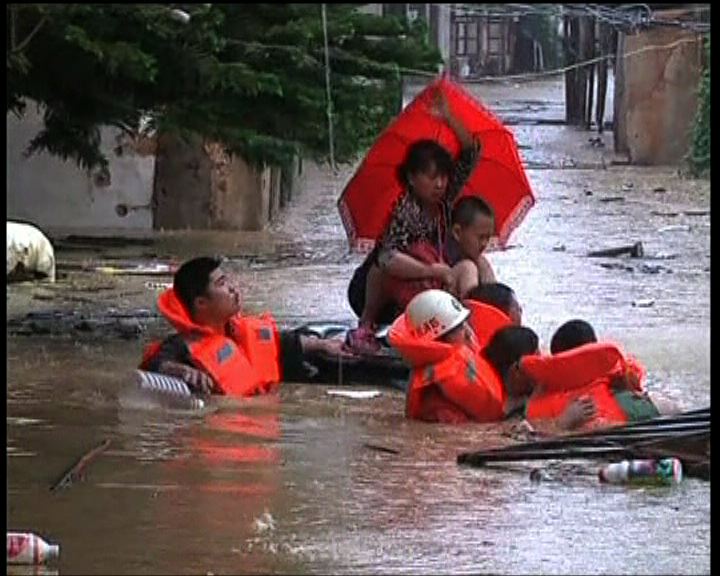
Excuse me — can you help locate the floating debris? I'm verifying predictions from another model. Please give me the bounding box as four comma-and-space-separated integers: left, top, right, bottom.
253, 511, 276, 534
363, 443, 400, 455
587, 242, 643, 258
599, 263, 635, 272
658, 224, 691, 233
530, 468, 551, 483
7, 532, 59, 565
639, 264, 664, 275
326, 389, 381, 400
645, 252, 679, 261
145, 281, 172, 291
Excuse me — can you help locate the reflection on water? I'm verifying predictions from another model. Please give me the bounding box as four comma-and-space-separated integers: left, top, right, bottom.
7, 81, 710, 574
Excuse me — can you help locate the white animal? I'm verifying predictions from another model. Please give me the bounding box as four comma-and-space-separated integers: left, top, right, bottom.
6, 221, 56, 283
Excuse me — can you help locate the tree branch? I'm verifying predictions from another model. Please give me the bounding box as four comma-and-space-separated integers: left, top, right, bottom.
11, 14, 48, 55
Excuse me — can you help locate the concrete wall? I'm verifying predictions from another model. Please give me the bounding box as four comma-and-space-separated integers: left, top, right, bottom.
615, 19, 704, 164
6, 104, 155, 233
8, 106, 306, 235
153, 133, 214, 229
154, 134, 293, 231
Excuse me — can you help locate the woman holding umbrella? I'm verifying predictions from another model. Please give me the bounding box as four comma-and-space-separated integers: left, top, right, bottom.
346, 90, 494, 354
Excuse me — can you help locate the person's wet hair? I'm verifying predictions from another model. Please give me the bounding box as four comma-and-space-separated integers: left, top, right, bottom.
466, 282, 516, 317
483, 325, 539, 381
397, 139, 454, 187
550, 319, 598, 354
173, 256, 222, 315
451, 195, 494, 226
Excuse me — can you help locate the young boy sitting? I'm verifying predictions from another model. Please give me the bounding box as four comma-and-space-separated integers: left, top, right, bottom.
141, 256, 349, 396
444, 195, 497, 289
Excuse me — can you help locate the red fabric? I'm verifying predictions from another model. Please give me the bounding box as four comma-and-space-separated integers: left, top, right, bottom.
229, 314, 283, 385
404, 346, 506, 423
463, 300, 513, 347
338, 75, 535, 251
142, 288, 281, 397
608, 354, 646, 393
526, 378, 629, 427
388, 305, 456, 368
140, 341, 163, 370
390, 309, 505, 423
407, 385, 471, 424
520, 342, 625, 394
523, 343, 648, 430
382, 242, 443, 310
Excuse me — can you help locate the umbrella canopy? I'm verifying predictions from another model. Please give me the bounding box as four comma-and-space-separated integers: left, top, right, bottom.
338, 76, 534, 252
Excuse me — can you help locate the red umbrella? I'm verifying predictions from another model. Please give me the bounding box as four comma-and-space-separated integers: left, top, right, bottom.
338, 76, 535, 251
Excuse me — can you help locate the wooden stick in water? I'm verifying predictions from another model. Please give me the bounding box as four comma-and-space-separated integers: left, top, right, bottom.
363, 443, 400, 455
50, 438, 111, 492
493, 422, 710, 454
458, 430, 708, 467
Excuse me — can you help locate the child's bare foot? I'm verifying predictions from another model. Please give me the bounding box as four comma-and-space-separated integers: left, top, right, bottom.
345, 324, 381, 355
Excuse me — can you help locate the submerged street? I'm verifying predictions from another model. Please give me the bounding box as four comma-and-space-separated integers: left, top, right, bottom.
7, 78, 710, 575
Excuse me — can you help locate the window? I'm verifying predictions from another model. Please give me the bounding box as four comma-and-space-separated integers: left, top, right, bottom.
488, 21, 503, 54
466, 21, 478, 55
456, 21, 466, 55
456, 19, 479, 56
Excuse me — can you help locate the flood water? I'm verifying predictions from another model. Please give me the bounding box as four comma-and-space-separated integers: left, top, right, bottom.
7, 79, 710, 575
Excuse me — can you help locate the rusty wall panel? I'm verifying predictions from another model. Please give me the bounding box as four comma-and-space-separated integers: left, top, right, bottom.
617, 26, 703, 164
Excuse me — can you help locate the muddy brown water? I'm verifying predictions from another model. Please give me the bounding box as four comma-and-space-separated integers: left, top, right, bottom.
7, 80, 709, 575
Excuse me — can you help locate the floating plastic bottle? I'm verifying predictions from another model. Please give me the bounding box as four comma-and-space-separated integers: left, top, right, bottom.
7, 532, 59, 565
598, 458, 683, 485
134, 370, 205, 410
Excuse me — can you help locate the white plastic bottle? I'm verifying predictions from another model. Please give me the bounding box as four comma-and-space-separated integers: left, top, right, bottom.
598, 458, 683, 485
134, 370, 205, 410
7, 532, 59, 564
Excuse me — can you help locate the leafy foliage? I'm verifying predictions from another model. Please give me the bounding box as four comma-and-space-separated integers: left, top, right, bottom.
688, 34, 710, 177
7, 4, 441, 170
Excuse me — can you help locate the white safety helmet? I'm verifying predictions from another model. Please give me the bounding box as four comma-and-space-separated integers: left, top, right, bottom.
406, 289, 470, 341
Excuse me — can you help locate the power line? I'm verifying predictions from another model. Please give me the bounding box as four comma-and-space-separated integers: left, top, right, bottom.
459, 36, 702, 84
444, 3, 710, 33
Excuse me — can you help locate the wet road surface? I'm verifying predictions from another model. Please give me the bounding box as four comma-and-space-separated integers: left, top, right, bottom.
7, 78, 709, 575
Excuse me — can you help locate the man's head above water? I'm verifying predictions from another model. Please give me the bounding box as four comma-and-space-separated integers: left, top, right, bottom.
173, 257, 242, 327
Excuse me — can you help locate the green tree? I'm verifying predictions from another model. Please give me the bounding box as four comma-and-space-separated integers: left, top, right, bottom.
688, 34, 710, 177
7, 4, 441, 171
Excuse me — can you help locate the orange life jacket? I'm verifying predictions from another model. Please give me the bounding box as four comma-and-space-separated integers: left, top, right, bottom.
522, 342, 646, 428
389, 314, 506, 423
140, 288, 282, 397
463, 299, 513, 347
